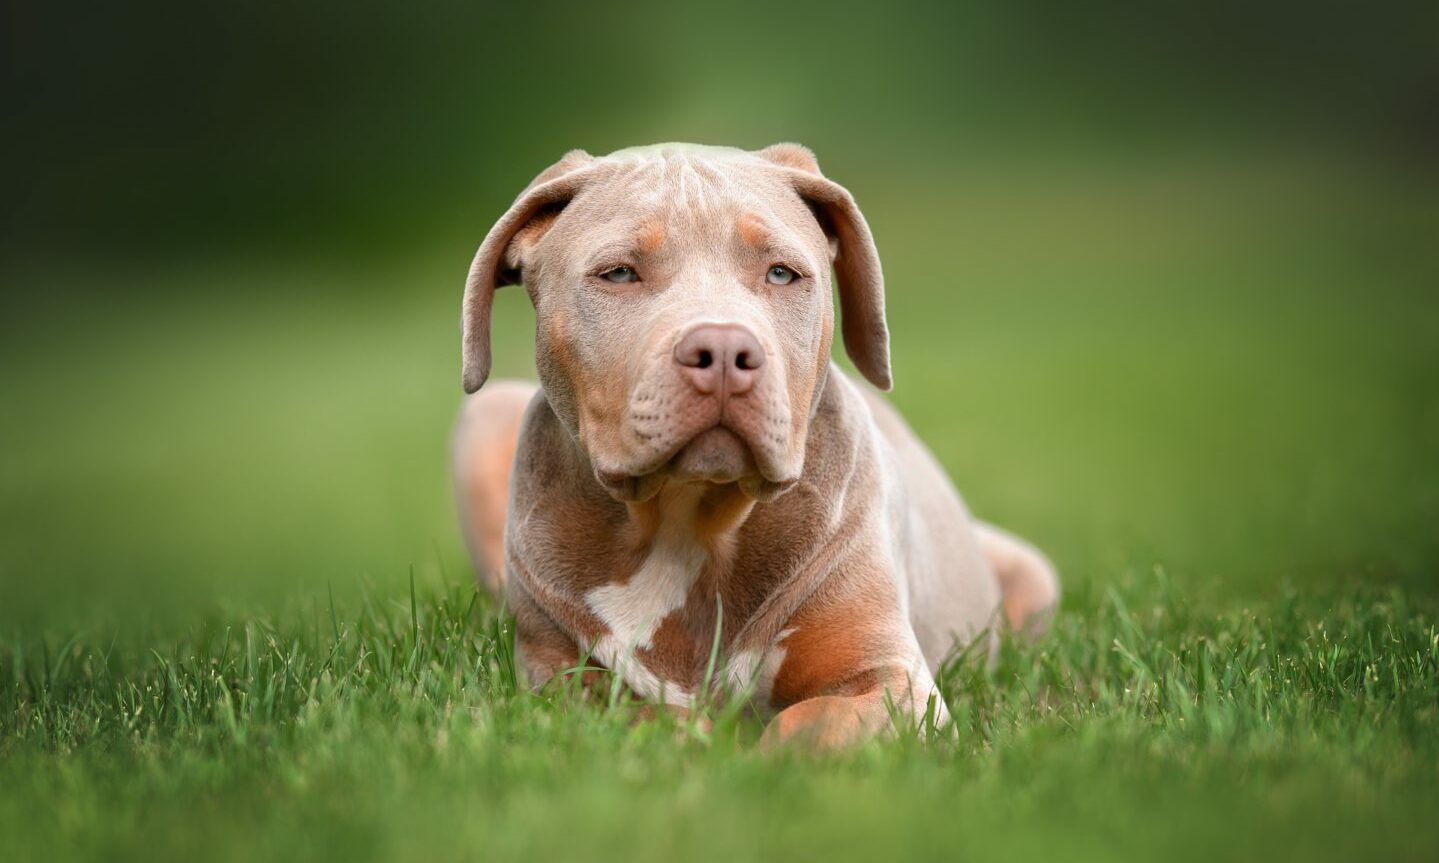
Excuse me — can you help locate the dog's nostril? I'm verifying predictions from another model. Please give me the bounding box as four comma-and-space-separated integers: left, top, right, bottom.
674, 324, 765, 386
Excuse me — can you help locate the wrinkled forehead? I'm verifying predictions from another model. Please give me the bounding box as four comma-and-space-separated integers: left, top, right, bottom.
556, 148, 827, 256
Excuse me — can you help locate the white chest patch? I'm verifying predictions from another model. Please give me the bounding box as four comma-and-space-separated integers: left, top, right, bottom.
583, 513, 708, 703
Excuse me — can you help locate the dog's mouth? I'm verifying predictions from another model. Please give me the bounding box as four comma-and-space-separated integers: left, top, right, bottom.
669, 426, 754, 484
594, 422, 796, 503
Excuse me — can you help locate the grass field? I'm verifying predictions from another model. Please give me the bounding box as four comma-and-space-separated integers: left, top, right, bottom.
2, 152, 1438, 861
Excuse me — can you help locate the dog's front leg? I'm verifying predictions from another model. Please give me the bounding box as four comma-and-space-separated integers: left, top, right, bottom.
758, 689, 902, 750
753, 585, 944, 750
506, 574, 592, 691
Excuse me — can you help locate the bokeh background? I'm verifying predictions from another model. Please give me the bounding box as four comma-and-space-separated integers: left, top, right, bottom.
3, 0, 1437, 640
3, 3, 1439, 861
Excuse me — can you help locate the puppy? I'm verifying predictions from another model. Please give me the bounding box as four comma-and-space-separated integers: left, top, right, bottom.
454, 143, 1057, 747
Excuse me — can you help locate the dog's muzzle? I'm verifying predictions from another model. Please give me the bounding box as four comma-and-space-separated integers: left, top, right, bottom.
599, 321, 798, 502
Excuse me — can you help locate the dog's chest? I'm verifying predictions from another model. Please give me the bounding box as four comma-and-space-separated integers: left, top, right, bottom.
580, 521, 710, 702
575, 528, 793, 711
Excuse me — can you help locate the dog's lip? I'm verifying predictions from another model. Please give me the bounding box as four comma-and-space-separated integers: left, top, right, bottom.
667, 427, 755, 484
595, 420, 794, 498
663, 420, 770, 476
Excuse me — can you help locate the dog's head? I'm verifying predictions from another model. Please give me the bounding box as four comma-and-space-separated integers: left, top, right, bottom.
462, 143, 888, 502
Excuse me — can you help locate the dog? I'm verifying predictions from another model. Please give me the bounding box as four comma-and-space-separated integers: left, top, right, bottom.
453, 143, 1058, 747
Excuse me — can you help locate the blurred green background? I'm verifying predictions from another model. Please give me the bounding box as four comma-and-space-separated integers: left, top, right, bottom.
3, 0, 1435, 629
3, 2, 1439, 861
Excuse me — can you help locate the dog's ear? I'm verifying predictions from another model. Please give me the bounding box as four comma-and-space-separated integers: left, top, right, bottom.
462, 149, 596, 393
758, 143, 892, 390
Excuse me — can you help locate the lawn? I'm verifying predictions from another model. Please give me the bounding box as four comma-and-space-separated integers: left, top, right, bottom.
2, 152, 1437, 861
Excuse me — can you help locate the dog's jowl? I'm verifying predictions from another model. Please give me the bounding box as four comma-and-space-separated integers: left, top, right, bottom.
453, 143, 1059, 748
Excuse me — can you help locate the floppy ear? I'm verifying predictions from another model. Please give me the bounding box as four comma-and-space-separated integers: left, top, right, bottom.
462, 149, 596, 393
758, 143, 892, 390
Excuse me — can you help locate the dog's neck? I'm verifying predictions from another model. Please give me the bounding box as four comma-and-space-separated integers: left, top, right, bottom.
624, 481, 756, 558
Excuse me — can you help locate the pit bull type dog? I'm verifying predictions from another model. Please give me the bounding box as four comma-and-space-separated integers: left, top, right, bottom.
453, 143, 1058, 747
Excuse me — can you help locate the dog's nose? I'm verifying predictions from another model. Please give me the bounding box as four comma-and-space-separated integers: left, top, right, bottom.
674, 324, 766, 396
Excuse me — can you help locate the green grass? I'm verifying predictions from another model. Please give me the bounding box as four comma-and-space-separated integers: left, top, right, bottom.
2, 152, 1437, 861
4, 579, 1436, 861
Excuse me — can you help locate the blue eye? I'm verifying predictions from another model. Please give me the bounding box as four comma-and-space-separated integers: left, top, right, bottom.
766, 265, 798, 285
601, 266, 639, 283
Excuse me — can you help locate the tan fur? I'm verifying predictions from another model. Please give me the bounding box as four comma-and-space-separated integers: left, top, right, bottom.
635, 219, 667, 255
976, 522, 1060, 638
736, 212, 771, 249
453, 143, 1059, 747
452, 381, 534, 593
759, 691, 895, 750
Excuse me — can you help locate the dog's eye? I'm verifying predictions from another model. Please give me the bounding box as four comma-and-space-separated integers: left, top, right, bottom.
766, 265, 798, 286
601, 266, 639, 284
